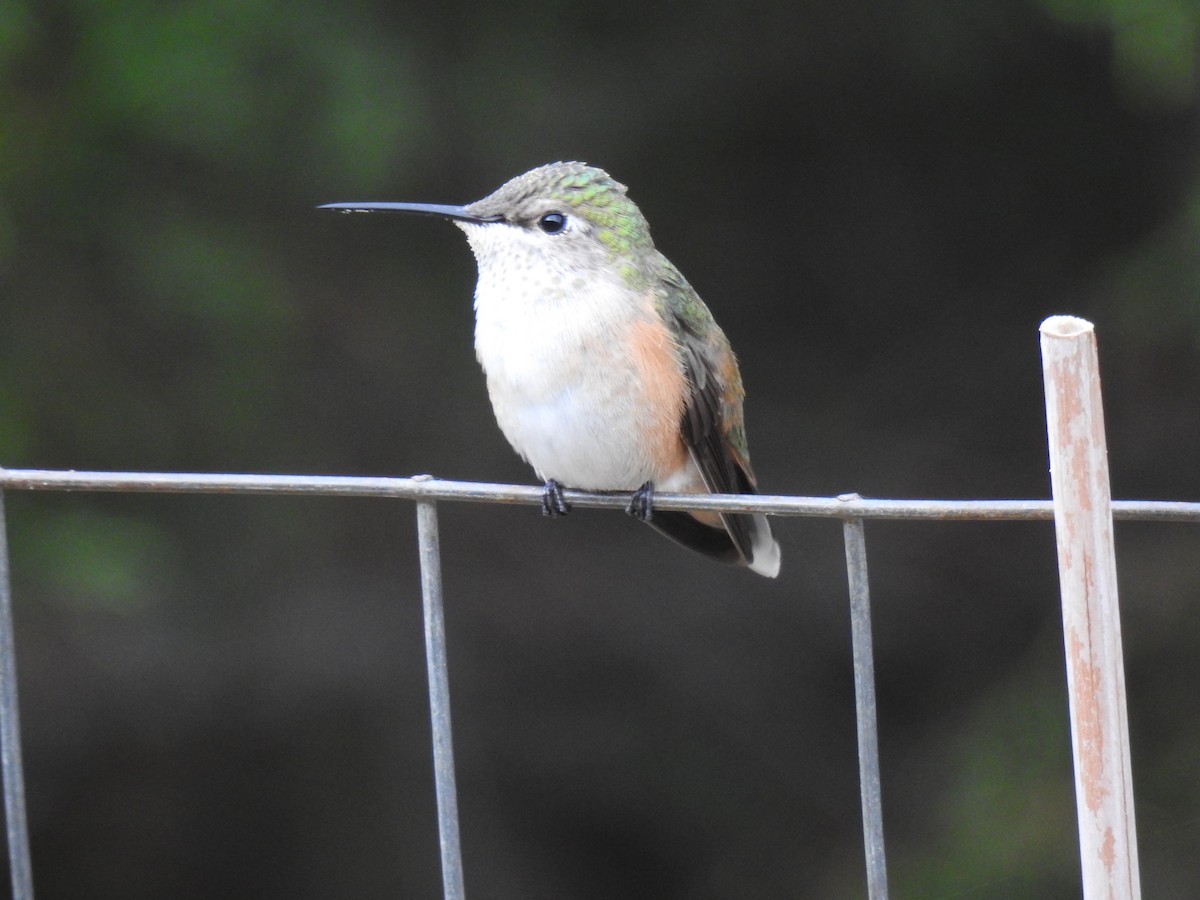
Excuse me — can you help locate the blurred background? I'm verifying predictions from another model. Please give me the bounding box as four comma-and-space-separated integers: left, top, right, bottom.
2, 0, 1199, 897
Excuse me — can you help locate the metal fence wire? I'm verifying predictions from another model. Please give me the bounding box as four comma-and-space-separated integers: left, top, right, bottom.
0, 316, 1188, 899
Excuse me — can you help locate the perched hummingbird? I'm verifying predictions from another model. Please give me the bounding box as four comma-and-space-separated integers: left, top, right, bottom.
321, 162, 781, 577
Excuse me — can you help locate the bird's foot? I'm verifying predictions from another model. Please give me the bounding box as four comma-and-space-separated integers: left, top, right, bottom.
627, 481, 655, 522
541, 479, 570, 517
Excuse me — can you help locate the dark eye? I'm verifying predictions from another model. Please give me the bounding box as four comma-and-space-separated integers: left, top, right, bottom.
538, 212, 567, 234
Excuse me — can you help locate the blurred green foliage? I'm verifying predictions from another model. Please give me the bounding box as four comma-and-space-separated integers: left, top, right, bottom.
1, 1, 1199, 898
0, 0, 424, 194
14, 505, 174, 614
1040, 0, 1198, 107
896, 654, 1079, 897
1102, 195, 1200, 343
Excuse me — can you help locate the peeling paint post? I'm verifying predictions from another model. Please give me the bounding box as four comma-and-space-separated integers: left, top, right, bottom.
1040, 316, 1141, 899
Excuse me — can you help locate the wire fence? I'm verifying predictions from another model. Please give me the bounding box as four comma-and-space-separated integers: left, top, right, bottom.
0, 318, 1190, 898
1, 471, 1196, 899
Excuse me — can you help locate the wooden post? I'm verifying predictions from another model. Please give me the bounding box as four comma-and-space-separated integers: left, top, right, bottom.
1040, 315, 1140, 899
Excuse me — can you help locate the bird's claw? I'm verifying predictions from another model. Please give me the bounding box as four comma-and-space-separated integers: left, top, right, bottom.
627, 481, 654, 521
541, 479, 570, 517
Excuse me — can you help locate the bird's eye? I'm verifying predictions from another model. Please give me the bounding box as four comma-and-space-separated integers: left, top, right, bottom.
538, 212, 568, 234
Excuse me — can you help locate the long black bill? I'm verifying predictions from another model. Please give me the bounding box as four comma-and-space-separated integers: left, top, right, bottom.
317, 201, 502, 224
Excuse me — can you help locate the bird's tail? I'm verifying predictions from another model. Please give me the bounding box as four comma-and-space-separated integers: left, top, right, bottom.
644, 509, 780, 578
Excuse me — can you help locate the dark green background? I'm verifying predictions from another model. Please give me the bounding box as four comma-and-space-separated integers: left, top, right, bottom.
2, 1, 1199, 896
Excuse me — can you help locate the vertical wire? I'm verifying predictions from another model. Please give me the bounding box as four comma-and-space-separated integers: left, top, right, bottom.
843, 510, 888, 900
415, 500, 465, 900
0, 491, 35, 899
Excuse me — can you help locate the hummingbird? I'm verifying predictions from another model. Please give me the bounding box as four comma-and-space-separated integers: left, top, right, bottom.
321, 162, 781, 577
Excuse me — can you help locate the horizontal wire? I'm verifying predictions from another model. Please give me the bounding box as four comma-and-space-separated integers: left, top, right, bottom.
0, 467, 1197, 522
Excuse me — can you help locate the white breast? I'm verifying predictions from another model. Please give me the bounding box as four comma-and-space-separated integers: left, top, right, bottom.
463, 222, 680, 490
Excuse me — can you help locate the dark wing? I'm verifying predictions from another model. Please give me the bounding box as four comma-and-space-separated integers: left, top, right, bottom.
659, 265, 761, 563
